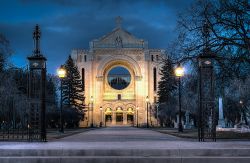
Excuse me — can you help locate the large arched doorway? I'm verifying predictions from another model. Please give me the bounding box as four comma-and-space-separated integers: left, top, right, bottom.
116, 107, 123, 125
127, 107, 134, 125
105, 108, 112, 126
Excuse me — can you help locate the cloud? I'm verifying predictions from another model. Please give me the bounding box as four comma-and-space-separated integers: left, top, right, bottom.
1, 0, 194, 73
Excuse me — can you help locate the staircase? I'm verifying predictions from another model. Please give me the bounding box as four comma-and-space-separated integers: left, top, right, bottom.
0, 148, 250, 163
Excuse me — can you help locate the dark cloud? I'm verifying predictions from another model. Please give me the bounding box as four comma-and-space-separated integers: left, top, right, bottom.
0, 0, 193, 73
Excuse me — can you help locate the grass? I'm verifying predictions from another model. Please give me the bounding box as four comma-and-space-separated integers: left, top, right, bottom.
0, 127, 98, 141
46, 127, 97, 140
152, 128, 250, 140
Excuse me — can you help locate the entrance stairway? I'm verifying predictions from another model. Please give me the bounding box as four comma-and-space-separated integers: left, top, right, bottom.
0, 147, 250, 163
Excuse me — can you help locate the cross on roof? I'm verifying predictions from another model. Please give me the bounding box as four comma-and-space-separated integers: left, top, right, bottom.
115, 16, 123, 28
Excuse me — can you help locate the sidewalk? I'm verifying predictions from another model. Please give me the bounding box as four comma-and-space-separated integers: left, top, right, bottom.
0, 126, 250, 163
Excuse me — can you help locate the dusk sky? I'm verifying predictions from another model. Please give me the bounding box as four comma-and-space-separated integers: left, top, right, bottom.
0, 0, 193, 74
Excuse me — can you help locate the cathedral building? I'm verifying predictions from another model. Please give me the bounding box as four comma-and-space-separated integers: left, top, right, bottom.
71, 17, 165, 127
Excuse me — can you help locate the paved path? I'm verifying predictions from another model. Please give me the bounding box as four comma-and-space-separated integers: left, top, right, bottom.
1, 126, 250, 150
1, 126, 250, 163
57, 126, 181, 142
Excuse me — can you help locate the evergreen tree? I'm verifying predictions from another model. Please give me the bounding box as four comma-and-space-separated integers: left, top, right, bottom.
62, 56, 84, 110
157, 58, 177, 103
46, 74, 57, 105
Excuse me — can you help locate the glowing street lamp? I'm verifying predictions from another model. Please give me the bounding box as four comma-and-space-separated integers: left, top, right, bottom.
58, 66, 66, 78
175, 66, 184, 77
175, 64, 184, 132
57, 65, 66, 133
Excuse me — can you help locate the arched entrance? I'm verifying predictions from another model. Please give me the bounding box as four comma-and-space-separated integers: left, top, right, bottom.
103, 106, 136, 126
100, 59, 137, 126
116, 107, 123, 125
127, 107, 134, 125
105, 108, 112, 126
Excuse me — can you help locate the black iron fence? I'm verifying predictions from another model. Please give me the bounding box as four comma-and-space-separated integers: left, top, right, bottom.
0, 97, 41, 141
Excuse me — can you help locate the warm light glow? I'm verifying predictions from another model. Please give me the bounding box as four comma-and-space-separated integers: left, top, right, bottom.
57, 66, 66, 78
136, 107, 139, 110
90, 96, 94, 102
105, 108, 112, 114
116, 107, 123, 112
175, 66, 184, 77
146, 96, 149, 102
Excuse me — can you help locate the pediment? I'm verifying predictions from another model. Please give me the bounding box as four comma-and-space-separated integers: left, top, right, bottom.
91, 28, 147, 49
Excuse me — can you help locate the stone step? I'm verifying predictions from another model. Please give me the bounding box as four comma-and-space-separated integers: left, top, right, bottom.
1, 149, 250, 163
1, 149, 250, 157
0, 156, 250, 163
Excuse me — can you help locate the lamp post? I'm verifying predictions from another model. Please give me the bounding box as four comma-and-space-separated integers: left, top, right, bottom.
90, 96, 94, 128
239, 100, 243, 123
57, 65, 66, 133
87, 103, 90, 126
156, 103, 159, 127
146, 96, 149, 128
175, 64, 184, 132
100, 106, 103, 127
136, 107, 139, 128
239, 100, 248, 125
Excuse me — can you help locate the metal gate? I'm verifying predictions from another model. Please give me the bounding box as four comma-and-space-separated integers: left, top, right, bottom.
198, 54, 216, 142
0, 24, 46, 142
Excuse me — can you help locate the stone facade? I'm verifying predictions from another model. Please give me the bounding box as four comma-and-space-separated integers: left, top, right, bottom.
71, 18, 165, 127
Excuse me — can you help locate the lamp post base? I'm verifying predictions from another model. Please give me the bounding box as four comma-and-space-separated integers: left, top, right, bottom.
178, 123, 183, 132
59, 128, 64, 133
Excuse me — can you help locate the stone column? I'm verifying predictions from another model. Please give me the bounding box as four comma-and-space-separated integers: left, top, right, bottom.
133, 114, 136, 126
112, 111, 116, 125
123, 112, 127, 125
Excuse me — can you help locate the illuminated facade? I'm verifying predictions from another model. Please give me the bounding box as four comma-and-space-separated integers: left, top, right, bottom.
71, 18, 165, 127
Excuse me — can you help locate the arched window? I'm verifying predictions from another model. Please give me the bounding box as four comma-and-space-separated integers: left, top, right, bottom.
84, 55, 87, 62
82, 68, 85, 91
153, 67, 157, 91
107, 66, 131, 90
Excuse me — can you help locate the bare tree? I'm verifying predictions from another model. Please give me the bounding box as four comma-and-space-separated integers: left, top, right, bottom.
0, 33, 12, 72
169, 0, 250, 127
173, 0, 249, 62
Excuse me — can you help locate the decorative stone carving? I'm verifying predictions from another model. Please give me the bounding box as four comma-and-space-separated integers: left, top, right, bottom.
96, 55, 102, 61
115, 36, 123, 48
136, 55, 141, 61
96, 76, 103, 81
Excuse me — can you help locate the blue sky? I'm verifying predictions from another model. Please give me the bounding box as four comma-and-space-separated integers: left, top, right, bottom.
0, 0, 193, 74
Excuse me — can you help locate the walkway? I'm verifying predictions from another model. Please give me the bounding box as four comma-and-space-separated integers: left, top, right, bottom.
1, 126, 250, 163
58, 126, 181, 142
1, 126, 250, 149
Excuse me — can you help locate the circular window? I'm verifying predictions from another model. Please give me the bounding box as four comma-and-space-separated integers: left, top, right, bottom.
107, 66, 131, 90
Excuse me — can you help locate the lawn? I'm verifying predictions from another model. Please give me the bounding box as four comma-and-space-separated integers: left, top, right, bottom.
152, 128, 250, 140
